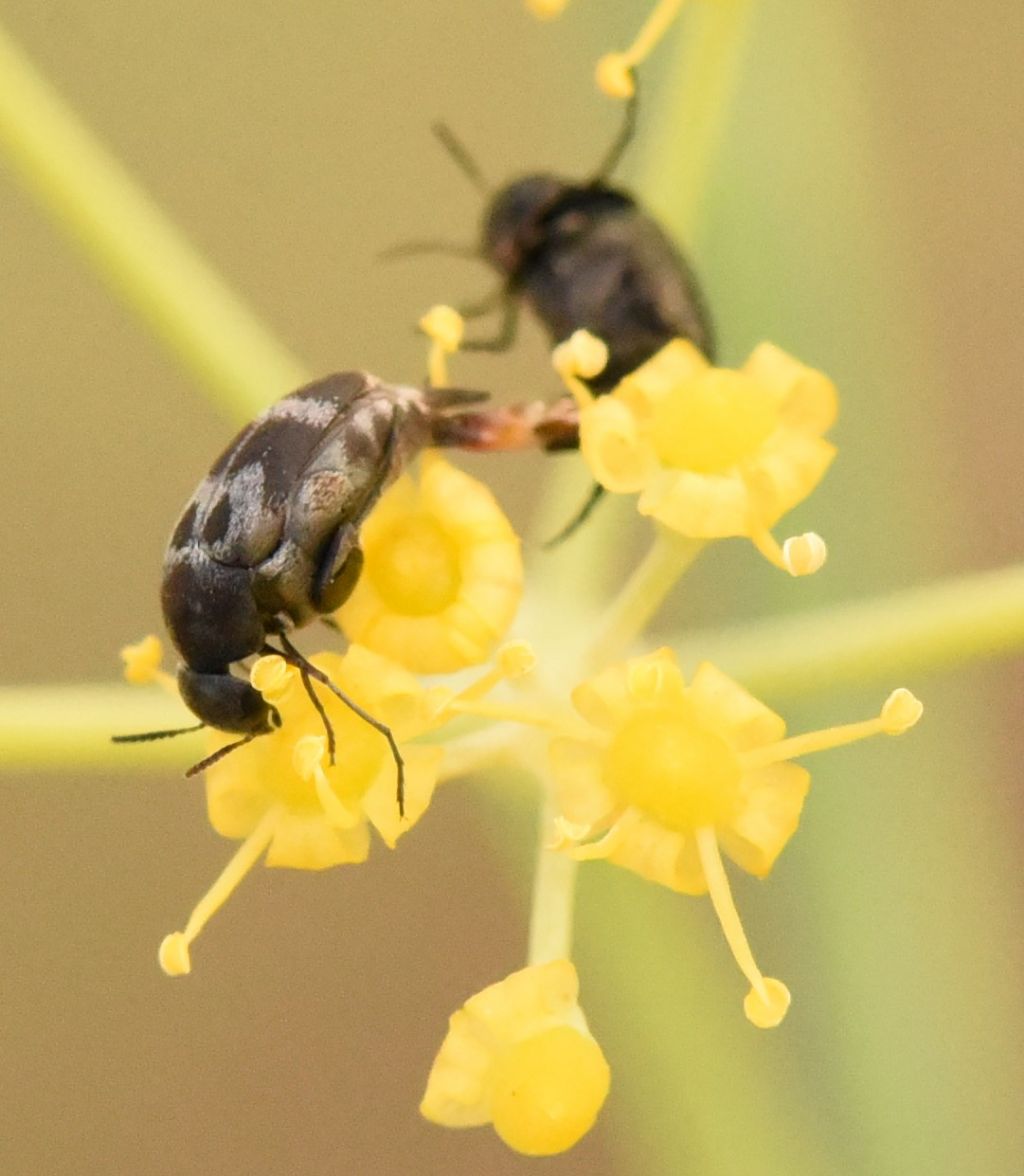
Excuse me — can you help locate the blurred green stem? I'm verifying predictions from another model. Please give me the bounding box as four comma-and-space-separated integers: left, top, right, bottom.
7, 563, 1022, 769
526, 790, 579, 965
586, 530, 705, 669
0, 21, 308, 421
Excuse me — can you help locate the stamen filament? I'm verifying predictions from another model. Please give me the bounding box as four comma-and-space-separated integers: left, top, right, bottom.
694, 826, 767, 1002
159, 805, 282, 975
586, 529, 704, 670
741, 717, 886, 771
622, 0, 688, 68
445, 698, 568, 732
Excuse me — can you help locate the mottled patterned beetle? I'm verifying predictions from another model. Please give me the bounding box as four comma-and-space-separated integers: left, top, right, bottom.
116, 369, 563, 811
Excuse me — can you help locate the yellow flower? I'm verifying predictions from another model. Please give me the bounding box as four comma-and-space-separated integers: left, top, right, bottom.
568, 335, 837, 574
421, 959, 610, 1156
336, 452, 523, 673
159, 644, 442, 977
525, 0, 569, 19
549, 648, 922, 1026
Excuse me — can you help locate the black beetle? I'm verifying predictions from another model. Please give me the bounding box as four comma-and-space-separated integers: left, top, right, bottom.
115, 370, 558, 810
397, 94, 715, 536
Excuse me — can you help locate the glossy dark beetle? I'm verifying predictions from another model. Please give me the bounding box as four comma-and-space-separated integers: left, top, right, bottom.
397, 95, 715, 537
471, 103, 715, 390
115, 370, 556, 810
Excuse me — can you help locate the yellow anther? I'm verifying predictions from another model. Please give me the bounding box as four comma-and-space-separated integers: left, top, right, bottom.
158, 932, 191, 977
525, 0, 568, 19
782, 531, 828, 577
880, 688, 924, 735
420, 304, 465, 388
555, 329, 608, 380
292, 733, 329, 781
743, 978, 792, 1030
120, 634, 165, 684
419, 304, 465, 353
250, 654, 295, 703
626, 656, 667, 701
595, 52, 635, 99
548, 815, 592, 851
498, 640, 537, 679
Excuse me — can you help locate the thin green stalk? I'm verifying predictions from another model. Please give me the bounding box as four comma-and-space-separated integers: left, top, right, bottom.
0, 22, 308, 422
640, 0, 756, 235
0, 684, 201, 771
681, 560, 1024, 697
526, 791, 579, 965
7, 562, 1022, 773
585, 530, 704, 669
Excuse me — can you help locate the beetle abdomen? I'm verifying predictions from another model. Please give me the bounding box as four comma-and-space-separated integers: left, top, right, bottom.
523, 207, 715, 388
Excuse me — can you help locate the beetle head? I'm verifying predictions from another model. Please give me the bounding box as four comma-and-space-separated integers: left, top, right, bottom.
177, 666, 280, 736
482, 174, 567, 278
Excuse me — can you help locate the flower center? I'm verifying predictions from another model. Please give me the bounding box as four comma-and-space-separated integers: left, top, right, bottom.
651, 370, 779, 474
603, 706, 742, 831
367, 514, 462, 615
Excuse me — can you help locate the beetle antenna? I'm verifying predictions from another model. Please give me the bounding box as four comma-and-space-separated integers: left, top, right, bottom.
184, 734, 258, 778
271, 634, 407, 817
112, 722, 205, 744
432, 121, 490, 194
592, 86, 640, 182
379, 239, 481, 262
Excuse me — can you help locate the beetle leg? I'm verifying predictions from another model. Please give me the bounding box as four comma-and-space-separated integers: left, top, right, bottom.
461, 295, 520, 353
311, 523, 364, 613
456, 284, 506, 320
592, 85, 639, 182
272, 633, 407, 816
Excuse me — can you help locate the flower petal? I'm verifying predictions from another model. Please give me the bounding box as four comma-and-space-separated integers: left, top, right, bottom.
720, 762, 810, 876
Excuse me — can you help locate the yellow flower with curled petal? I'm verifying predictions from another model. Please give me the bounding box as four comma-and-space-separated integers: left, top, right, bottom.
566, 335, 837, 574
549, 648, 922, 1026
159, 644, 442, 977
336, 452, 523, 674
421, 959, 610, 1156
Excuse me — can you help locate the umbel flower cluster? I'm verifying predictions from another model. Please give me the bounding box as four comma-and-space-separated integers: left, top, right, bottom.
121, 1, 923, 1159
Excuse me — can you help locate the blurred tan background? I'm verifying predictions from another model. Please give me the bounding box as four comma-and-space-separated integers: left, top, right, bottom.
2, 2, 1023, 1174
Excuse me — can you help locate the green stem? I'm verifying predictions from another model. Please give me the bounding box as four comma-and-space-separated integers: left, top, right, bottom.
682, 560, 1024, 697
0, 684, 202, 770
0, 22, 308, 422
526, 790, 579, 965
640, 0, 757, 236
7, 562, 1022, 773
585, 530, 704, 669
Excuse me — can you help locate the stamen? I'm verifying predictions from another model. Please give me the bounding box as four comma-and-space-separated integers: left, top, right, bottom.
250, 654, 297, 705
782, 532, 828, 577
566, 811, 639, 862
420, 304, 465, 389
553, 330, 607, 409
596, 0, 688, 98
751, 527, 827, 577
292, 736, 360, 829
739, 688, 923, 771
158, 805, 282, 976
451, 640, 538, 707
120, 634, 176, 693
444, 697, 568, 732
694, 826, 790, 1028
525, 0, 568, 19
